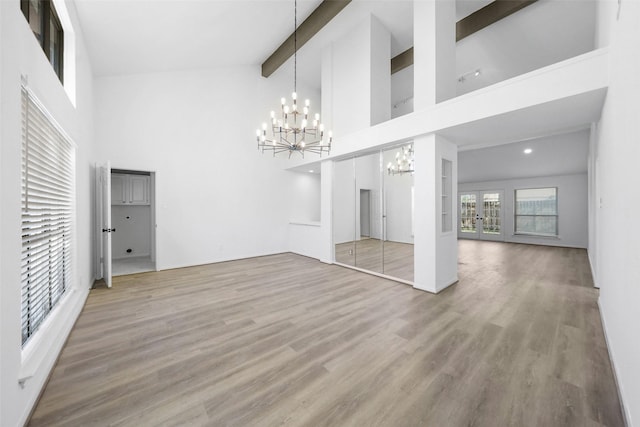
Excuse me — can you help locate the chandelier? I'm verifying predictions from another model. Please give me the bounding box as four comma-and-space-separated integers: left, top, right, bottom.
387, 144, 414, 175
256, 0, 332, 158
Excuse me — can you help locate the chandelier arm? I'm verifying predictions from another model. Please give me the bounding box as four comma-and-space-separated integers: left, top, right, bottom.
254, 0, 331, 159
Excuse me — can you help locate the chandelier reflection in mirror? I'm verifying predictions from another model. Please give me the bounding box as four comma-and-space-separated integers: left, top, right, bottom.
387, 144, 415, 175
255, 0, 332, 158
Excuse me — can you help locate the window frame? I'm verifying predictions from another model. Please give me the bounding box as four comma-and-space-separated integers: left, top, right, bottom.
21, 85, 75, 346
20, 0, 64, 83
514, 187, 559, 237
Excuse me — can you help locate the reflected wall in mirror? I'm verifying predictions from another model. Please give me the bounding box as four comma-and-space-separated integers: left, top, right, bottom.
355, 152, 383, 274
332, 144, 415, 283
382, 145, 414, 282
333, 158, 356, 266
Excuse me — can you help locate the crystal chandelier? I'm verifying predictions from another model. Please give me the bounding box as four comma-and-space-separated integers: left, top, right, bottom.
256, 0, 332, 158
387, 144, 414, 175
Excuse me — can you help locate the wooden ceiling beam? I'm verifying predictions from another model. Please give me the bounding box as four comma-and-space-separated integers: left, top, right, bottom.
391, 47, 414, 75
456, 0, 538, 42
261, 0, 352, 78
390, 0, 538, 75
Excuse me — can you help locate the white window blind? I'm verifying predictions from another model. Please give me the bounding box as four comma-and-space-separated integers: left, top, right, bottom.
21, 86, 74, 346
514, 187, 558, 236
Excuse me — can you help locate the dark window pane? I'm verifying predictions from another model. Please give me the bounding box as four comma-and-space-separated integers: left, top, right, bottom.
49, 15, 62, 77
29, 0, 43, 46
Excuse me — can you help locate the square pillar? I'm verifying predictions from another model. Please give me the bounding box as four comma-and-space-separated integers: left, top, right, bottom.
414, 133, 458, 293
322, 14, 390, 137
414, 0, 456, 109
319, 159, 334, 264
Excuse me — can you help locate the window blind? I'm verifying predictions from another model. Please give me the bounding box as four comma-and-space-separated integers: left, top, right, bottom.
21, 86, 74, 346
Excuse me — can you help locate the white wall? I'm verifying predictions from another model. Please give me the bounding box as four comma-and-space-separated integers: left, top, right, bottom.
383, 147, 413, 244
288, 171, 320, 223
287, 223, 322, 260
333, 157, 355, 244
459, 174, 588, 249
287, 171, 322, 260
0, 1, 95, 425
591, 2, 640, 425
327, 14, 390, 137
391, 66, 414, 119
111, 205, 151, 259
93, 67, 315, 270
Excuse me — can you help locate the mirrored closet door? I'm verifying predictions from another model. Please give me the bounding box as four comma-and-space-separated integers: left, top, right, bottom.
333, 144, 414, 283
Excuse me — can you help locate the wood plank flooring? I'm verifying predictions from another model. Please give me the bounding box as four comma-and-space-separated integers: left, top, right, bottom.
29, 241, 624, 426
335, 239, 414, 282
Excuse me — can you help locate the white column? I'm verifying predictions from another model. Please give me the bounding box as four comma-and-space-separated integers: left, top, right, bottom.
324, 14, 390, 137
370, 16, 391, 126
319, 160, 334, 264
413, 134, 437, 290
413, 133, 458, 293
414, 0, 456, 109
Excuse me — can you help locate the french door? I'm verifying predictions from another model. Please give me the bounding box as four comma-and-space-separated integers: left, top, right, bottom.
459, 190, 504, 241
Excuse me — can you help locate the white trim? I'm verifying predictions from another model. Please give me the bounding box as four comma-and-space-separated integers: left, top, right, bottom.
21, 84, 77, 148
597, 298, 631, 426
333, 262, 414, 287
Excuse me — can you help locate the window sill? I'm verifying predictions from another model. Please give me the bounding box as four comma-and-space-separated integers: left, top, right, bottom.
512, 233, 560, 239
19, 288, 76, 388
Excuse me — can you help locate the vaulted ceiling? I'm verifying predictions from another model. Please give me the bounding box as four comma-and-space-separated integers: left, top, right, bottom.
74, 0, 598, 180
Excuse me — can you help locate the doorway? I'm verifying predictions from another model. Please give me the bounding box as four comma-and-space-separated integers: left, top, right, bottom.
459, 190, 504, 241
111, 169, 157, 276
360, 189, 371, 238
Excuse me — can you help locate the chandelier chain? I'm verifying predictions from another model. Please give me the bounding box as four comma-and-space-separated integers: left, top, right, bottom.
294, 0, 297, 94
254, 0, 332, 158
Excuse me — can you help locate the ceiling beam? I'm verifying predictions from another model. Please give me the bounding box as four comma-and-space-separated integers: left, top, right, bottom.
390, 0, 538, 75
391, 47, 413, 75
456, 0, 538, 42
261, 0, 352, 78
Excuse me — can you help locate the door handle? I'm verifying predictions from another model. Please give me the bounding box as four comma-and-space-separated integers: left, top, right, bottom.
102, 228, 116, 233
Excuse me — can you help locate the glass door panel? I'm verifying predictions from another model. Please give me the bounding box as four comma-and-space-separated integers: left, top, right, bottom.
479, 191, 503, 241
459, 191, 504, 241
459, 193, 478, 237
482, 192, 501, 236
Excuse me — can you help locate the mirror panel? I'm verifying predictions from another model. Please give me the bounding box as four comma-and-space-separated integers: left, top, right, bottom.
382, 145, 414, 282
333, 158, 356, 266
332, 145, 414, 284
354, 152, 383, 274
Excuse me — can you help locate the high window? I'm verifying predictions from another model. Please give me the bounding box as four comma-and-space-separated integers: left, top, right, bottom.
514, 187, 558, 236
20, 0, 64, 83
21, 86, 74, 345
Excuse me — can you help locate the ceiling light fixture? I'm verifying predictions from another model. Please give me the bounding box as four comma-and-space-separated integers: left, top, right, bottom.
524, 148, 533, 154
387, 144, 414, 175
256, 0, 332, 158
458, 68, 481, 83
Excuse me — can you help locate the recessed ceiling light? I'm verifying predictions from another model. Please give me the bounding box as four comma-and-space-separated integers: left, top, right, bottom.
309, 169, 314, 173
524, 148, 532, 154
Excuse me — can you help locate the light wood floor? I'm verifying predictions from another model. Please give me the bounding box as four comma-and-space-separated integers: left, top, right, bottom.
335, 238, 414, 282
29, 241, 623, 426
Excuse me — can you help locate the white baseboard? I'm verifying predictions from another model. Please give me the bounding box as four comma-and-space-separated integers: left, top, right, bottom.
598, 297, 631, 426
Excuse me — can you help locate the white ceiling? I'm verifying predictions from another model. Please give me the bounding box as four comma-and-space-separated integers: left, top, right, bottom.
74, 0, 596, 90
72, 0, 497, 79
74, 0, 598, 180
73, 0, 323, 76
458, 129, 590, 183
